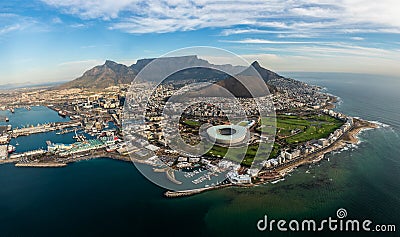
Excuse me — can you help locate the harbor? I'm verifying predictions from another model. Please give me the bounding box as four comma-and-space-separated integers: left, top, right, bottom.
0, 106, 130, 167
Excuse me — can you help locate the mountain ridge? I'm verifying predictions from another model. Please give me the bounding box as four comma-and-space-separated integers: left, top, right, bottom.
57, 56, 285, 93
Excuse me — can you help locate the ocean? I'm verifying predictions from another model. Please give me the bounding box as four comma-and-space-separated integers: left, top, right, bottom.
0, 73, 399, 236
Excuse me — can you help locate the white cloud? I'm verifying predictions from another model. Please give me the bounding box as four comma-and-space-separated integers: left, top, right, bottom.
277, 33, 317, 38
0, 14, 36, 36
41, 0, 400, 34
41, 0, 138, 20
43, 0, 400, 33
34, 0, 400, 77
0, 24, 22, 35
350, 37, 364, 41
52, 17, 62, 24
221, 38, 323, 44
69, 23, 87, 28
220, 29, 317, 38
220, 29, 286, 36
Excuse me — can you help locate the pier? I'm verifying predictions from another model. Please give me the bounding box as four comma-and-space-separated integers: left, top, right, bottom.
1, 146, 131, 168
0, 145, 7, 160
9, 149, 47, 159
11, 121, 82, 137
164, 183, 233, 198
111, 114, 121, 126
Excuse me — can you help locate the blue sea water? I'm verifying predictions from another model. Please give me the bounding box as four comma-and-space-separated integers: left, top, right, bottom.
0, 73, 399, 237
0, 106, 70, 128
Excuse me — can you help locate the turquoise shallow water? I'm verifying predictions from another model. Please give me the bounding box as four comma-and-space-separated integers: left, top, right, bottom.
0, 73, 399, 236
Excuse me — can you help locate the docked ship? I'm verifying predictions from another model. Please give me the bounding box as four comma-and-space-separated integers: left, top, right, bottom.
106, 144, 117, 152
58, 110, 67, 117
7, 145, 16, 154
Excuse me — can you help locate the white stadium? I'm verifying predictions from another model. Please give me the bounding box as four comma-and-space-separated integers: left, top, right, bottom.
206, 124, 248, 145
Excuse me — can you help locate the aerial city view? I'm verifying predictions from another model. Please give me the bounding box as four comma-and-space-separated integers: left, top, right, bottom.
0, 1, 399, 236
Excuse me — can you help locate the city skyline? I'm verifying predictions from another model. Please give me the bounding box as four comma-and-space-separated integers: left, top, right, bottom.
1, 0, 400, 85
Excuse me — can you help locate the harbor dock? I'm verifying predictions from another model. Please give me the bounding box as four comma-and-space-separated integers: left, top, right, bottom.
11, 121, 82, 137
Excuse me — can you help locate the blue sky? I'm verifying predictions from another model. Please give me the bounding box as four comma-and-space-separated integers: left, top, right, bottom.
1, 0, 399, 85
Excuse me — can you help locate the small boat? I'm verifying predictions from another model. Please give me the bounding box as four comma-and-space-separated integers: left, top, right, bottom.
106, 145, 117, 152
271, 178, 285, 184
58, 110, 67, 117
5, 117, 9, 122
7, 145, 16, 154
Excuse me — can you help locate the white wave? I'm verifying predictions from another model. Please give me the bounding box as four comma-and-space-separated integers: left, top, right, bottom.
354, 127, 375, 144
388, 127, 400, 138
348, 143, 358, 149
369, 120, 390, 128
270, 178, 285, 184
336, 97, 343, 105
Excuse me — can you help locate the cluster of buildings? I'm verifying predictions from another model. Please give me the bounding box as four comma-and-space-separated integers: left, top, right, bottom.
0, 126, 11, 145
0, 85, 128, 139
269, 77, 332, 111
0, 145, 7, 160
226, 171, 252, 184
123, 79, 355, 186
0, 126, 12, 160
47, 130, 121, 157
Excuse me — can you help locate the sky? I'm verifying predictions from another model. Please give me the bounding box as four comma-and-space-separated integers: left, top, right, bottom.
0, 0, 400, 85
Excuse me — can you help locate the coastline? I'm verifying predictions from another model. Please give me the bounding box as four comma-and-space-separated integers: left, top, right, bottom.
0, 97, 381, 198
163, 117, 380, 198
275, 118, 378, 178
0, 112, 379, 198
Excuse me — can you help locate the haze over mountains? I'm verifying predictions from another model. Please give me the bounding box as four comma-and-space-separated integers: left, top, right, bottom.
58, 55, 296, 97
59, 55, 247, 89
58, 60, 137, 89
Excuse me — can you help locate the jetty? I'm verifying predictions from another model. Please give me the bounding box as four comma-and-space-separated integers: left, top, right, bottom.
164, 183, 233, 198
15, 163, 67, 168
11, 121, 82, 137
